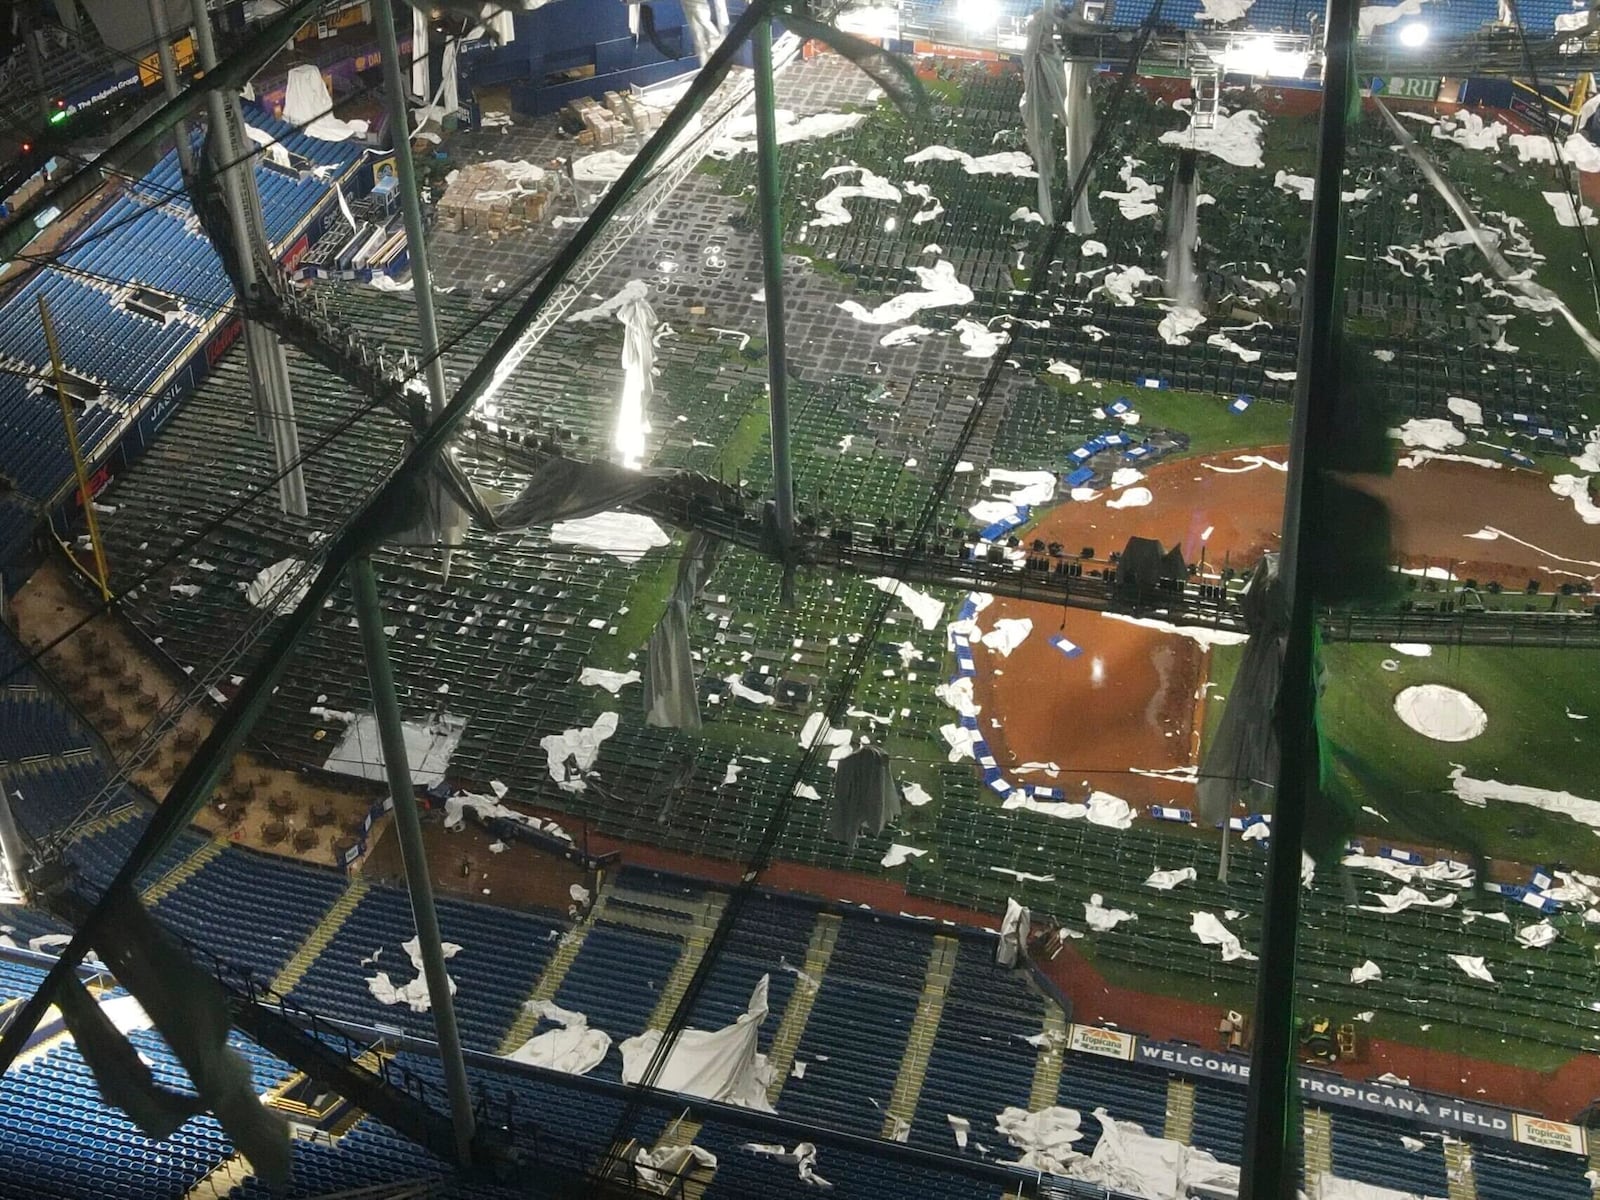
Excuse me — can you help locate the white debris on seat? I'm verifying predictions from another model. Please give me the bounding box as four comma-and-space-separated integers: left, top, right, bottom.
367, 936, 461, 1012
1390, 643, 1433, 657
1449, 954, 1495, 984
1341, 854, 1473, 888
940, 723, 981, 762
840, 259, 973, 325
539, 712, 620, 792
504, 1001, 612, 1074
1390, 418, 1467, 451
550, 512, 670, 563
578, 667, 641, 694
1158, 109, 1264, 168
954, 318, 1008, 358
1047, 360, 1082, 382
1273, 170, 1315, 201
904, 144, 1037, 177
1158, 306, 1205, 346
1351, 960, 1383, 985
904, 181, 945, 225
633, 1142, 719, 1195
1092, 265, 1161, 305
948, 1114, 972, 1149
880, 323, 935, 346
1144, 867, 1196, 891
983, 468, 1058, 506
1206, 332, 1262, 362
1083, 893, 1137, 931
903, 782, 934, 807
995, 1105, 1086, 1175
992, 866, 1056, 884
935, 675, 980, 718
1543, 190, 1599, 227
1431, 110, 1505, 152
740, 1142, 832, 1187
881, 843, 927, 868
1099, 159, 1161, 220
1360, 886, 1457, 914
810, 164, 900, 228
242, 558, 310, 615
981, 618, 1033, 657
724, 674, 776, 706
1446, 396, 1484, 426
868, 577, 945, 629
1517, 920, 1558, 949
1191, 911, 1256, 962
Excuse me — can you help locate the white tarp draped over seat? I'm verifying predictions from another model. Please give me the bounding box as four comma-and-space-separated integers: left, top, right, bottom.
1067, 1109, 1241, 1200
281, 64, 369, 142
1312, 1173, 1447, 1200
503, 1001, 611, 1074
996, 898, 1031, 967
366, 937, 460, 1011
1190, 911, 1257, 962
995, 1105, 1086, 1174
620, 976, 775, 1110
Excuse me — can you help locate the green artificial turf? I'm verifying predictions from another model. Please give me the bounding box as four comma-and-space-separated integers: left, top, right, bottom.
1040, 378, 1294, 460
1315, 643, 1600, 870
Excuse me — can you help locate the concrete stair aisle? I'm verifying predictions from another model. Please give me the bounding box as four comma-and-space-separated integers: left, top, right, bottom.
1304, 1107, 1334, 1189
494, 893, 610, 1056
268, 874, 370, 996
140, 836, 225, 904
765, 912, 841, 1105
1444, 1138, 1479, 1200
644, 893, 729, 1032
1027, 1002, 1070, 1110
182, 1153, 255, 1200
880, 934, 960, 1142
1163, 1077, 1196, 1144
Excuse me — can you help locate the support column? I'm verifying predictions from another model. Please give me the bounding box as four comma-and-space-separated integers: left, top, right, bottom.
350, 557, 475, 1163
375, 0, 465, 566
1238, 0, 1357, 1196
148, 0, 196, 179
189, 0, 308, 517
752, 22, 795, 560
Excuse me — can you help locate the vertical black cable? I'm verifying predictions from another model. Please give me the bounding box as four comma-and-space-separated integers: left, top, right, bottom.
1239, 0, 1357, 1195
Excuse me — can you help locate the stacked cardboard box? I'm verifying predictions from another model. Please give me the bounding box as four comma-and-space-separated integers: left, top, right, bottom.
435, 161, 551, 234
563, 91, 664, 146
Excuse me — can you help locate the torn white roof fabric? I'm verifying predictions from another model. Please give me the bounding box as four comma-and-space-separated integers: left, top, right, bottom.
1144, 867, 1197, 891
1449, 954, 1495, 984
1191, 911, 1257, 962
620, 976, 775, 1110
996, 1105, 1086, 1175
504, 1002, 612, 1075
1350, 960, 1383, 985
1084, 893, 1137, 932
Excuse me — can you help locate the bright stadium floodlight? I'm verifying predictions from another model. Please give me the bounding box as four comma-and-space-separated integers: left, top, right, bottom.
1219, 35, 1312, 79
956, 0, 1000, 29
1398, 20, 1429, 46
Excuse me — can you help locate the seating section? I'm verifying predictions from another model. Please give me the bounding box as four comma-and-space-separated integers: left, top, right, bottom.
0, 1021, 293, 1200
1057, 1056, 1171, 1151
553, 923, 684, 1050
1471, 1140, 1595, 1200
151, 847, 348, 982
1328, 1110, 1451, 1197
0, 112, 358, 511
289, 884, 561, 1051
1190, 1080, 1246, 1165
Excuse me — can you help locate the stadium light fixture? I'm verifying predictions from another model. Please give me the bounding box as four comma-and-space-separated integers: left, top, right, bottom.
1398, 21, 1429, 46
616, 362, 648, 470
1219, 35, 1312, 79
955, 0, 1000, 29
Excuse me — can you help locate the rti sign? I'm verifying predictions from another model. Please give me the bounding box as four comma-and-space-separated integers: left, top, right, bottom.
1366, 75, 1442, 101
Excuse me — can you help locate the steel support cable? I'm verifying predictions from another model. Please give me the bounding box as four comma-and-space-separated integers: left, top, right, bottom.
591, 10, 1166, 1181
0, 0, 775, 1090
1239, 0, 1358, 1194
